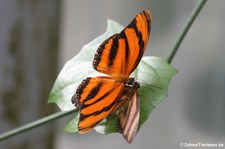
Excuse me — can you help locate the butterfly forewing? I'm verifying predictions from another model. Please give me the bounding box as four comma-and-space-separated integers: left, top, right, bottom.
93, 10, 152, 78
73, 77, 125, 134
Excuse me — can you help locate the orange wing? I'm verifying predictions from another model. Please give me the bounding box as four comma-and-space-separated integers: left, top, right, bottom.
72, 77, 125, 134
93, 10, 152, 78
117, 91, 140, 143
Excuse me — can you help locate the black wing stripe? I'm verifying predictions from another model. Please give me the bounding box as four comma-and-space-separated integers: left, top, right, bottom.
108, 36, 119, 67
82, 84, 118, 108
80, 94, 119, 121
83, 82, 102, 103
93, 34, 118, 69
80, 84, 122, 121
119, 32, 129, 64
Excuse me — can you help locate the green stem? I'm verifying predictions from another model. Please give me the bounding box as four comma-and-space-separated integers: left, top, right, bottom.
0, 0, 208, 142
167, 0, 207, 63
0, 109, 77, 141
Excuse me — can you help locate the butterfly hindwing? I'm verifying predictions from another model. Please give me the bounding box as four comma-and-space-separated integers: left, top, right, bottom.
117, 91, 140, 143
93, 10, 151, 77
72, 77, 125, 134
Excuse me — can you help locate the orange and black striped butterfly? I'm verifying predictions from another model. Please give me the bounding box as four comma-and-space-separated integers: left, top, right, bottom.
72, 9, 151, 143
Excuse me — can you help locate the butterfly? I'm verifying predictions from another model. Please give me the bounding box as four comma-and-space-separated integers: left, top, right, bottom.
71, 9, 151, 143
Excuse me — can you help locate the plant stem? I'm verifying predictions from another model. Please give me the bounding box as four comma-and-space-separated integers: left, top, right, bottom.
167, 0, 207, 64
0, 0, 208, 142
0, 109, 77, 141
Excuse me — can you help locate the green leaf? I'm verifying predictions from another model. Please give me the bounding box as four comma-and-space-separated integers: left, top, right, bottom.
137, 56, 177, 127
48, 19, 177, 134
94, 114, 118, 134
64, 113, 79, 133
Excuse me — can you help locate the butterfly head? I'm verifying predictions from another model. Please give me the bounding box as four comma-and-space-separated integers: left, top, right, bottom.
125, 78, 140, 89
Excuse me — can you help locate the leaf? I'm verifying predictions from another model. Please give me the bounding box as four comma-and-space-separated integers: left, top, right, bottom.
64, 113, 79, 133
137, 57, 177, 127
94, 114, 118, 134
48, 19, 177, 134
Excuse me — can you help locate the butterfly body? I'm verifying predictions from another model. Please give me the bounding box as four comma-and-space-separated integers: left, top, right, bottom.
72, 9, 151, 143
